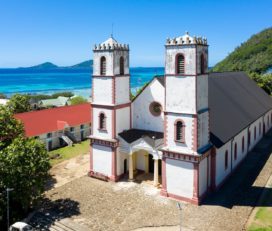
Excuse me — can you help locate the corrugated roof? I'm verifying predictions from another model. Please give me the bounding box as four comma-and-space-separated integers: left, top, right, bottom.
209, 72, 272, 147
14, 103, 91, 137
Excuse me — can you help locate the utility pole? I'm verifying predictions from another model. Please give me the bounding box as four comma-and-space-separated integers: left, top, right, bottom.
6, 188, 14, 231
177, 202, 182, 231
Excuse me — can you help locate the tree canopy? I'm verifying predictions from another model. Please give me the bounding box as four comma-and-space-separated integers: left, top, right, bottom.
70, 96, 87, 105
0, 106, 50, 226
7, 94, 31, 114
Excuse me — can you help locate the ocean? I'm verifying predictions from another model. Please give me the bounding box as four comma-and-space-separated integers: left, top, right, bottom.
0, 67, 164, 98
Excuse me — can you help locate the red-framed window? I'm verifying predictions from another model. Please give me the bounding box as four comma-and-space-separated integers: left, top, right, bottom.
120, 56, 124, 75
175, 119, 185, 143
176, 54, 185, 74
100, 56, 106, 75
99, 112, 106, 130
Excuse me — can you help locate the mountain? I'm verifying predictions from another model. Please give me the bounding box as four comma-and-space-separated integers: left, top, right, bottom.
212, 28, 272, 73
27, 62, 59, 69
68, 60, 93, 68
21, 60, 93, 70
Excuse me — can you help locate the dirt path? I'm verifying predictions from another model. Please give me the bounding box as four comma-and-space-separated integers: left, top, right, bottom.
48, 153, 89, 189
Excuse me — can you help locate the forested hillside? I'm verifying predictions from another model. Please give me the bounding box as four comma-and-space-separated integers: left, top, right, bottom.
212, 28, 272, 74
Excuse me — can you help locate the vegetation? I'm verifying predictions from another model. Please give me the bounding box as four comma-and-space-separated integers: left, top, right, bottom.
70, 96, 87, 105
49, 140, 89, 166
211, 28, 272, 95
248, 181, 272, 231
212, 28, 272, 74
0, 105, 50, 227
130, 82, 149, 100
22, 60, 93, 69
0, 93, 7, 99
28, 91, 74, 101
6, 94, 31, 114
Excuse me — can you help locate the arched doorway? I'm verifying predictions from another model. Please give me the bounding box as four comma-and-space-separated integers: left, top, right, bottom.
148, 154, 154, 173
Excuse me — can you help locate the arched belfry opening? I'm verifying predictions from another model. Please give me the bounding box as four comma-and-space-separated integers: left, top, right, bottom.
200, 53, 205, 74
176, 54, 185, 74
120, 56, 124, 75
100, 56, 106, 75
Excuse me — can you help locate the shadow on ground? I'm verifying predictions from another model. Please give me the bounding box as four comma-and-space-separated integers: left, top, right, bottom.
203, 130, 272, 209
44, 174, 57, 191
29, 198, 80, 230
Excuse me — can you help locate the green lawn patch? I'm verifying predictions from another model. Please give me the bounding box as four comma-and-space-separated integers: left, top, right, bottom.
49, 140, 89, 166
248, 182, 272, 231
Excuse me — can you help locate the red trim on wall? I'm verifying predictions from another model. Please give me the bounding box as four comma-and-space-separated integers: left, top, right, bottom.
164, 112, 168, 146
193, 162, 199, 202
110, 147, 117, 182
166, 192, 199, 205
192, 116, 198, 151
160, 156, 168, 196
112, 77, 116, 105
92, 74, 130, 78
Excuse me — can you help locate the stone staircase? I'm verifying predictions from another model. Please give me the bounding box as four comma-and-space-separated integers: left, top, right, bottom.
61, 135, 73, 146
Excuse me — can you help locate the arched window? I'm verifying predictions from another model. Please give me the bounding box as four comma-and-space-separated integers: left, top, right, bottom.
200, 53, 205, 74
176, 54, 185, 74
242, 136, 245, 152
175, 120, 185, 142
254, 126, 256, 140
100, 56, 106, 75
99, 112, 106, 130
225, 150, 228, 170
120, 56, 124, 75
259, 122, 261, 135
234, 143, 237, 160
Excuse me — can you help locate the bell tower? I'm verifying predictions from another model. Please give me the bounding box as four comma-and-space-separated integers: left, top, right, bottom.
163, 32, 209, 154
89, 36, 131, 181
161, 32, 211, 204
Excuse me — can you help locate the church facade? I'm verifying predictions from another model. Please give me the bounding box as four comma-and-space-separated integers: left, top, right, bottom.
88, 33, 272, 204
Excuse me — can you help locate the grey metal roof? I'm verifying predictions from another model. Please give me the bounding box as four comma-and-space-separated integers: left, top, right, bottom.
119, 129, 164, 148
209, 72, 272, 147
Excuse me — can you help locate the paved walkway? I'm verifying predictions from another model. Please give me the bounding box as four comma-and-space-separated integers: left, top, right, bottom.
31, 130, 272, 230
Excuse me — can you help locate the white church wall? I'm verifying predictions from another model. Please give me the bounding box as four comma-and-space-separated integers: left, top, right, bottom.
232, 128, 248, 170
166, 158, 194, 198
93, 51, 114, 76
198, 111, 209, 149
115, 77, 130, 105
132, 79, 164, 132
166, 113, 194, 154
215, 141, 232, 187
93, 108, 113, 139
199, 157, 208, 197
165, 76, 196, 114
93, 77, 113, 104
93, 144, 112, 176
116, 107, 130, 136
165, 46, 196, 75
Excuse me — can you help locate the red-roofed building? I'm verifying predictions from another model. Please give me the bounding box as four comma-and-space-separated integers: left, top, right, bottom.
15, 103, 92, 150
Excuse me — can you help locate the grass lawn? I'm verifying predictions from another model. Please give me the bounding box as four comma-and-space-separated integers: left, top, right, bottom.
248, 181, 272, 231
49, 140, 89, 166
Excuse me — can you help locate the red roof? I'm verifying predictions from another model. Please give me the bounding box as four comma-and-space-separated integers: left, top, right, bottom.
14, 103, 92, 137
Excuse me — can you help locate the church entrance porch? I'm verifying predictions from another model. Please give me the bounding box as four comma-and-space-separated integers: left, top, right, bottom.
127, 150, 162, 187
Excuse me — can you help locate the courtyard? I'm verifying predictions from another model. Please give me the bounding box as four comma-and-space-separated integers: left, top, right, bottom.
29, 130, 272, 231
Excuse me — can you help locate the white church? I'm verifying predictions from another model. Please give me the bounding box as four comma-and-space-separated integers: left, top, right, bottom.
88, 32, 272, 204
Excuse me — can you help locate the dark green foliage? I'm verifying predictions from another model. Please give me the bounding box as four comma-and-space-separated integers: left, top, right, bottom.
7, 94, 31, 114
131, 82, 149, 100
70, 96, 87, 105
249, 73, 272, 95
0, 106, 50, 226
212, 28, 272, 74
0, 106, 24, 149
51, 92, 74, 98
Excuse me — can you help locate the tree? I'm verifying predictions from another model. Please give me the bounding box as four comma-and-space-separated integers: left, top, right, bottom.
0, 106, 24, 149
70, 96, 87, 105
7, 94, 31, 114
51, 92, 74, 98
0, 106, 50, 226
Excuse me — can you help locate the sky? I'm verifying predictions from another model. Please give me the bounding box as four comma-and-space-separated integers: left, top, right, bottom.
0, 0, 271, 68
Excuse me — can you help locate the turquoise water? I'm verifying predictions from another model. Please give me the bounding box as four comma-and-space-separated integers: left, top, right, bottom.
0, 67, 164, 98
